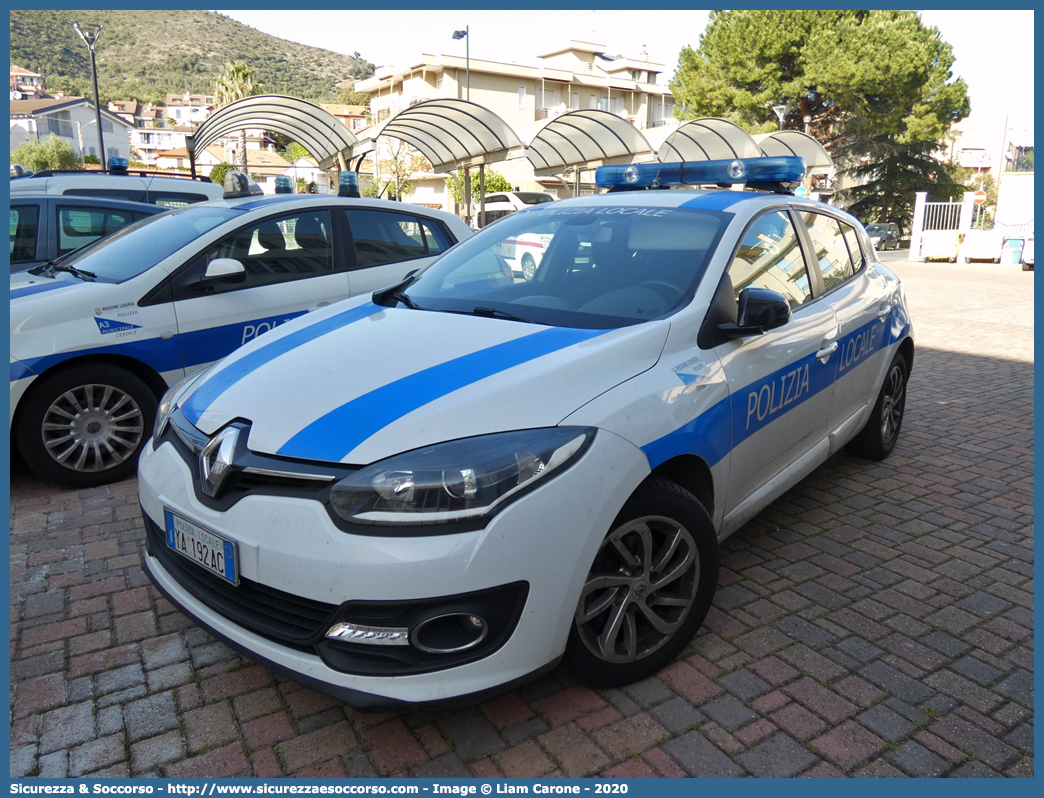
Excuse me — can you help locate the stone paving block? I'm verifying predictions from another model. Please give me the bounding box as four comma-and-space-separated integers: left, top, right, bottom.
737, 732, 818, 777
531, 685, 606, 728
436, 708, 507, 763
700, 695, 758, 732
591, 713, 669, 760
183, 700, 237, 754
493, 740, 553, 778
124, 691, 178, 742
478, 694, 535, 730
930, 714, 1018, 770
411, 753, 472, 779
362, 719, 429, 777
39, 700, 95, 754
994, 669, 1033, 708
130, 731, 186, 774
810, 720, 887, 772
648, 697, 704, 734
69, 734, 126, 777
538, 723, 610, 778
277, 722, 358, 773
857, 705, 917, 742
662, 730, 746, 778
620, 676, 676, 708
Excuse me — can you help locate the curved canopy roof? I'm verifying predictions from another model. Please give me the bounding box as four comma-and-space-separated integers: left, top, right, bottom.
753, 130, 833, 173
364, 99, 524, 173
657, 118, 762, 163
188, 95, 359, 171
526, 110, 653, 177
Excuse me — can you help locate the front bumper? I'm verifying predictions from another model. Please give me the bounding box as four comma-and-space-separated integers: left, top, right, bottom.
138, 429, 650, 707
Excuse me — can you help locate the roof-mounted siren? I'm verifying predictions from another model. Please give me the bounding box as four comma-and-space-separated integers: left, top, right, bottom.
596, 156, 807, 194
10, 163, 34, 178
109, 157, 129, 175
274, 175, 294, 194
338, 171, 360, 198
223, 170, 264, 199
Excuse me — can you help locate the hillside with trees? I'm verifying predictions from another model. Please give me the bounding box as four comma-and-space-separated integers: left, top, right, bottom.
10, 9, 374, 105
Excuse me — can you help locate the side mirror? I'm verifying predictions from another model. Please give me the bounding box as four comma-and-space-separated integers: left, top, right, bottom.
718, 287, 791, 339
203, 257, 246, 284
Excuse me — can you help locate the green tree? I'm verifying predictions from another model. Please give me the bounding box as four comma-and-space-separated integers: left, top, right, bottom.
208, 162, 236, 188
843, 140, 967, 233
214, 61, 262, 172
671, 10, 969, 158
336, 85, 371, 107
371, 139, 430, 201
1012, 148, 1033, 172
284, 142, 311, 163
12, 134, 77, 171
444, 168, 513, 206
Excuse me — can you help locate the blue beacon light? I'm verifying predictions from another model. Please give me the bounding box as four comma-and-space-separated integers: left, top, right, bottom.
596, 156, 807, 190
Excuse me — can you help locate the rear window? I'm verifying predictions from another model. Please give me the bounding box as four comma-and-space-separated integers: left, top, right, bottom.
516, 193, 554, 205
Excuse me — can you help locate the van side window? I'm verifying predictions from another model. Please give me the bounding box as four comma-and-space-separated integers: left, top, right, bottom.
56, 206, 135, 256
10, 205, 40, 263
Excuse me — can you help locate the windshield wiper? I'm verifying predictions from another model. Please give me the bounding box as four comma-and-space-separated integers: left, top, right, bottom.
49, 263, 97, 281
372, 274, 421, 309
471, 306, 548, 325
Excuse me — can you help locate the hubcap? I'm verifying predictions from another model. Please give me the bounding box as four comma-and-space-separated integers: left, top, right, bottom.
522, 254, 536, 280
575, 516, 700, 663
40, 383, 144, 473
880, 364, 905, 443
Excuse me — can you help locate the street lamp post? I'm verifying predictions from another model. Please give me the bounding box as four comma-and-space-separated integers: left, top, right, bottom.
451, 26, 469, 100
452, 26, 472, 225
73, 21, 106, 170
803, 115, 812, 136
772, 103, 789, 130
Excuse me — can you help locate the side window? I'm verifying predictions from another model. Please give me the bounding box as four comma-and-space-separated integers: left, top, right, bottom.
150, 192, 208, 208
839, 222, 865, 273
65, 188, 148, 203
174, 210, 335, 296
801, 212, 854, 290
10, 205, 40, 263
729, 210, 812, 307
344, 209, 430, 268
56, 206, 134, 256
422, 220, 452, 254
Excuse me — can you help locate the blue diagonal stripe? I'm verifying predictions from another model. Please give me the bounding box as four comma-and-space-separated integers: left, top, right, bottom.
182, 302, 383, 424
11, 281, 75, 299
277, 326, 612, 462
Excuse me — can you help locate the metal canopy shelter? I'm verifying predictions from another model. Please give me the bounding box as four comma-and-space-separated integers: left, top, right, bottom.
657, 118, 762, 163
187, 95, 359, 176
526, 109, 653, 178
357, 99, 524, 174
752, 130, 833, 173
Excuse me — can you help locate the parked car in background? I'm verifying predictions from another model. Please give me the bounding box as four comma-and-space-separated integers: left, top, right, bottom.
476, 190, 555, 228
10, 172, 472, 488
9, 194, 161, 273
10, 158, 223, 208
865, 222, 901, 250
137, 156, 913, 709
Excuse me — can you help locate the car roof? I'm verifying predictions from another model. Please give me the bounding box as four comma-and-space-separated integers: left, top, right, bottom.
10, 193, 162, 213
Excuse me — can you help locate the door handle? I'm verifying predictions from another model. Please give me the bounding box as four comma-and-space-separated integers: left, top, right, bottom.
876, 304, 892, 320
816, 342, 839, 362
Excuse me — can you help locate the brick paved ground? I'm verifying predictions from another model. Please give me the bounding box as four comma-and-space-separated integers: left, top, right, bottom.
10, 260, 1033, 778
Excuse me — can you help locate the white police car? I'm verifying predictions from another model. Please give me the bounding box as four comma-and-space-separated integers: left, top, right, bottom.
10, 172, 472, 487
137, 157, 913, 709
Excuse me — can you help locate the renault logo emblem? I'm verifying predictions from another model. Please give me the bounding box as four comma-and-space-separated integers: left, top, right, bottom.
199, 427, 239, 497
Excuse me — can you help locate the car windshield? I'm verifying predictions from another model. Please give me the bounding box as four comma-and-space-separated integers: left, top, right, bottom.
55, 205, 241, 283
866, 224, 887, 234
397, 201, 727, 329
516, 193, 555, 205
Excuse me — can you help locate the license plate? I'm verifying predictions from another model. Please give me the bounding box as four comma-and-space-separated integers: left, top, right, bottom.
164, 509, 239, 585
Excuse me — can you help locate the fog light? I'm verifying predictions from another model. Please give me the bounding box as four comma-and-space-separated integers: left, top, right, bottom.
411, 613, 489, 654
325, 621, 409, 646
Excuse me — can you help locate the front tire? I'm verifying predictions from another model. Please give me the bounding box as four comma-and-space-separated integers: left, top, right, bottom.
16, 363, 157, 488
564, 477, 718, 687
846, 351, 908, 460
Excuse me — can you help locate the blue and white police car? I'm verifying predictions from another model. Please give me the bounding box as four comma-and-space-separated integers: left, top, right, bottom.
138, 157, 913, 708
10, 172, 472, 487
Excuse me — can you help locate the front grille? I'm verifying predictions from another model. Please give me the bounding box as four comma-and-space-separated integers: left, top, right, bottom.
144, 513, 337, 647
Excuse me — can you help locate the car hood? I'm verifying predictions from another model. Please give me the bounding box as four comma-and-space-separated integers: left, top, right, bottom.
180, 297, 669, 465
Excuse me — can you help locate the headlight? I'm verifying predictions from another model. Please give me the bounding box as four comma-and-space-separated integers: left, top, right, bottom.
330, 427, 595, 525
153, 367, 213, 439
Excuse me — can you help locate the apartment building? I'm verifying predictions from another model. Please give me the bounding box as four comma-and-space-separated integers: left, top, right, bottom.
10, 97, 133, 162
354, 40, 676, 197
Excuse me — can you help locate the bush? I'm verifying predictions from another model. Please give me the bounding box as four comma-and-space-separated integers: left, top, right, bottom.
208, 162, 236, 187
12, 134, 78, 172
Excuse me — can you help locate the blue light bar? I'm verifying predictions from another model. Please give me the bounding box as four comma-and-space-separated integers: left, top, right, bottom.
274, 175, 293, 194
109, 157, 129, 174
338, 171, 360, 198
223, 170, 264, 199
596, 156, 806, 189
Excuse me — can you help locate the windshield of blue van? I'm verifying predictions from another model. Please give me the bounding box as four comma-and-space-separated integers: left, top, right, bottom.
55, 205, 241, 283
397, 203, 727, 329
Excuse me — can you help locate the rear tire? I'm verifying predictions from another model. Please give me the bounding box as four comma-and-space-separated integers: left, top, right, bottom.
846, 351, 908, 461
564, 477, 718, 687
16, 363, 156, 488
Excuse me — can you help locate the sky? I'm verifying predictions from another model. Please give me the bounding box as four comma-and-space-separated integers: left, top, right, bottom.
215, 9, 1034, 146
